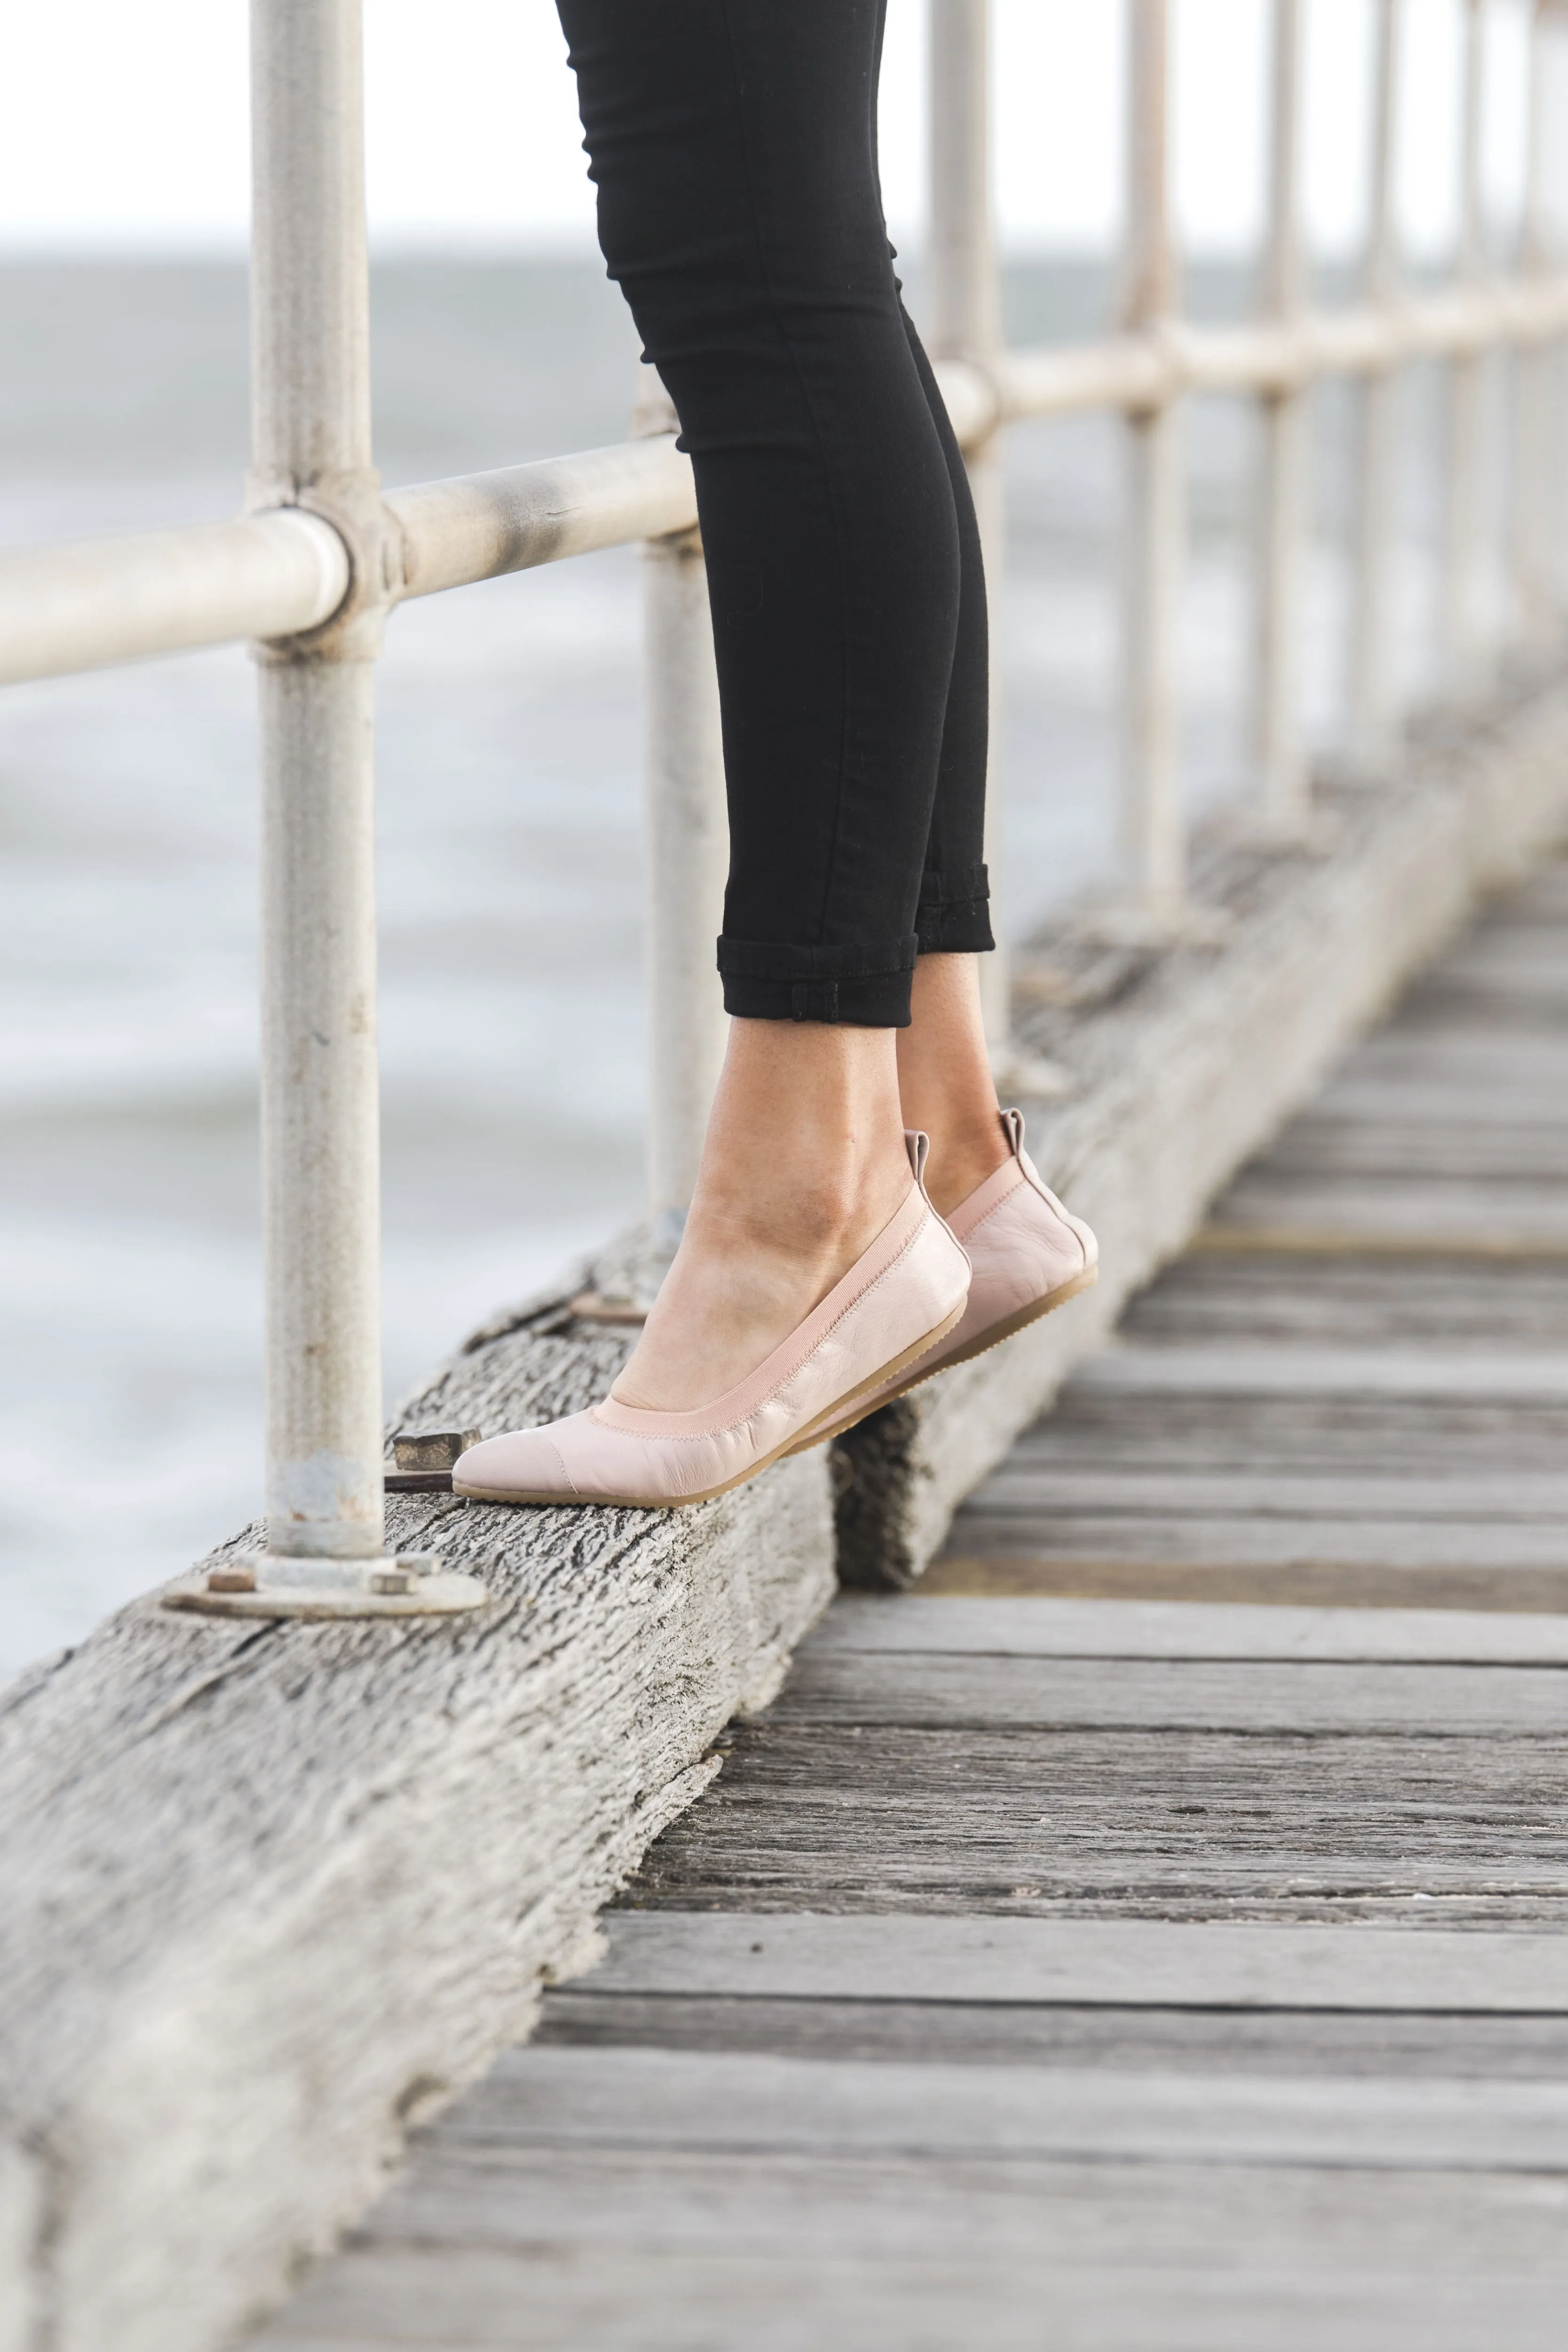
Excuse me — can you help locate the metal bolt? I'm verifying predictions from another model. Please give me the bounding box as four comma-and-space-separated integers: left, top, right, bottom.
390, 1430, 482, 1474
207, 1565, 257, 1595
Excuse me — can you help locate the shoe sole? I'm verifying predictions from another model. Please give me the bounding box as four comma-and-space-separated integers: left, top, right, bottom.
784, 1261, 1099, 1456
451, 1299, 969, 1511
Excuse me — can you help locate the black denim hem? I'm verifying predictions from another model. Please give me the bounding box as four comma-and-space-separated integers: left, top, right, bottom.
916, 863, 994, 956
722, 968, 916, 1025
718, 932, 920, 1026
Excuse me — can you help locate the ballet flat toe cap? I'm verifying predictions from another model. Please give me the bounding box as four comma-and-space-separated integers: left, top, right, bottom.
452, 1426, 578, 1502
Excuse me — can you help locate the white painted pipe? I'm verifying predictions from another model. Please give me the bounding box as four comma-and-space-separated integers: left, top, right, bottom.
1347, 0, 1403, 775
642, 527, 730, 1248
1254, 0, 1310, 837
251, 0, 386, 1562
8, 281, 1568, 692
1509, 0, 1556, 647
929, 0, 1001, 362
1439, 0, 1495, 699
255, 656, 384, 1557
928, 0, 1011, 1055
390, 437, 698, 601
1119, 0, 1187, 921
0, 509, 348, 687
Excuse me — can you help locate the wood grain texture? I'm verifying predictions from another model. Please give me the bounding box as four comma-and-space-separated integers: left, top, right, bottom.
582, 1913, 1568, 2011
773, 1653, 1568, 1735
253, 2242, 1568, 2352
934, 1513, 1568, 1570
807, 1595, 1568, 1662
1121, 1258, 1568, 1343
621, 1721, 1568, 1922
534, 1991, 1568, 2076
320, 2140, 1568, 2275
920, 1557, 1568, 1610
0, 1300, 835, 2352
435, 2043, 1568, 2169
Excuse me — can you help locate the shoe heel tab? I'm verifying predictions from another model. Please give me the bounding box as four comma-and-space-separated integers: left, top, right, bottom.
999, 1107, 1026, 1158
903, 1129, 931, 1189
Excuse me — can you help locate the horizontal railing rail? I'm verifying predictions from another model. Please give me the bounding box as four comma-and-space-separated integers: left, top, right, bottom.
10, 271, 1568, 689
2, 0, 1565, 1614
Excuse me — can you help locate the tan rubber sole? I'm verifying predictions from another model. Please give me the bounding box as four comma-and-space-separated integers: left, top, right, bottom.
785, 1261, 1099, 1456
451, 1298, 969, 1511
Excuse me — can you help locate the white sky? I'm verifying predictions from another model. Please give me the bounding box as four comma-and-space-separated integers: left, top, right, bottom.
0, 1, 1545, 262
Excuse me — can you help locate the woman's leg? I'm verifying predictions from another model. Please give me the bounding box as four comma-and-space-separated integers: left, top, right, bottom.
556, 0, 967, 1407
614, 1021, 908, 1413
895, 309, 1013, 1216
559, 0, 961, 1019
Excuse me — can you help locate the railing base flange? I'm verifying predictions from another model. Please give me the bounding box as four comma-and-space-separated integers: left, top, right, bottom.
161, 1561, 490, 1621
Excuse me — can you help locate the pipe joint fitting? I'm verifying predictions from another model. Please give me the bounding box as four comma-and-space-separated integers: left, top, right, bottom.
246, 466, 405, 663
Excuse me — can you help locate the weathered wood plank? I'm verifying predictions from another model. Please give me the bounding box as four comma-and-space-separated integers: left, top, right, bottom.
1310, 1073, 1568, 1121
1203, 1178, 1568, 1247
252, 2242, 1568, 2352
307, 2142, 1568, 2273
535, 1990, 1568, 2075
955, 1470, 1568, 1520
935, 1513, 1568, 1570
920, 1556, 1568, 1611
807, 1597, 1568, 1663
773, 1655, 1568, 1736
583, 1913, 1568, 2011
1067, 1345, 1568, 1399
1316, 1033, 1568, 1085
1122, 1261, 1568, 1344
1246, 1124, 1568, 1179
625, 1723, 1568, 1921
436, 2044, 1568, 2170
1004, 1394, 1568, 1470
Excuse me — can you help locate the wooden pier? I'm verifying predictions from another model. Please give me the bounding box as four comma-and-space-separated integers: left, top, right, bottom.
250, 857, 1568, 2347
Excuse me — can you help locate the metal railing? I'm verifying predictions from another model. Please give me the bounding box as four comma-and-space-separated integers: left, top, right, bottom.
1, 0, 1564, 1613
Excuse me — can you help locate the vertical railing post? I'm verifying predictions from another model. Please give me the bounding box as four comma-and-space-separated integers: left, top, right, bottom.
1254, 0, 1311, 837
928, 0, 1012, 1057
634, 373, 729, 1279
1117, 0, 1188, 929
1347, 0, 1403, 773
1439, 0, 1494, 698
250, 0, 386, 1572
200, 0, 484, 1614
1509, 0, 1557, 651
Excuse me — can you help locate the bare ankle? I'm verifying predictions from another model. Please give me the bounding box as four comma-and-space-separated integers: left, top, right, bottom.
921, 1124, 1011, 1218
896, 954, 1011, 1216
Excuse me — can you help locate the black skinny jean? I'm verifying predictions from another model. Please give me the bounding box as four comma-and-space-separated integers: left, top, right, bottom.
555, 0, 993, 1026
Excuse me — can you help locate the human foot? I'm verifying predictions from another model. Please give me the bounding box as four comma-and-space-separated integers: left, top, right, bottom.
612, 1016, 915, 1414
786, 1108, 1097, 1454
452, 1133, 969, 1508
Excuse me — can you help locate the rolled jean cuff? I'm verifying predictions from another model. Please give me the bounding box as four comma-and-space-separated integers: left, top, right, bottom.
916, 863, 995, 956
717, 933, 920, 1026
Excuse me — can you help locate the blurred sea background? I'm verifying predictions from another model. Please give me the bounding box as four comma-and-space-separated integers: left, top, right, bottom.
0, 245, 1455, 1682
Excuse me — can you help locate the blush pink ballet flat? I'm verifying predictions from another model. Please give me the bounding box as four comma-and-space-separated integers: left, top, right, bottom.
452, 1132, 970, 1510
786, 1107, 1098, 1454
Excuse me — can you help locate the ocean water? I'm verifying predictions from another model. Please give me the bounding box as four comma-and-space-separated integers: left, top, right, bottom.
0, 256, 1441, 1681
